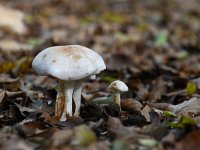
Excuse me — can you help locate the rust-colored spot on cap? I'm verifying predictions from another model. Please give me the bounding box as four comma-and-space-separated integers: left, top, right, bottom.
73, 55, 82, 61
60, 46, 82, 61
42, 54, 47, 60
61, 47, 73, 53
52, 60, 56, 63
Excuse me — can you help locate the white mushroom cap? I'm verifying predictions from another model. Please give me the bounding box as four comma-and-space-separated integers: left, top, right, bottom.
109, 80, 128, 92
32, 45, 106, 80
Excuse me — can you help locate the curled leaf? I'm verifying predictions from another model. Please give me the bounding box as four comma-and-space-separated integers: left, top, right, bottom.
172, 97, 200, 114
167, 115, 196, 128
163, 111, 177, 118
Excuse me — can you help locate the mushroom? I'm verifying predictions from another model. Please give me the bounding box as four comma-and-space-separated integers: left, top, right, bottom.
108, 80, 128, 109
32, 45, 106, 121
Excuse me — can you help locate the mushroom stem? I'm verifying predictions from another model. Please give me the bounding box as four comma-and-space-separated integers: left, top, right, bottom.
73, 80, 83, 116
113, 92, 121, 107
59, 80, 74, 121
55, 80, 66, 118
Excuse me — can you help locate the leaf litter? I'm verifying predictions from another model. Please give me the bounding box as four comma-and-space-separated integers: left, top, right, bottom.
0, 0, 200, 149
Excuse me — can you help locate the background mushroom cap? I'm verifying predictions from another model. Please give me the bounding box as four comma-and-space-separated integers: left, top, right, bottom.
32, 45, 106, 80
109, 80, 128, 92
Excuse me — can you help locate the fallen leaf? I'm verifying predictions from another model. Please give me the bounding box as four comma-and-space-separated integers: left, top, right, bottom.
107, 116, 140, 137
28, 38, 43, 47
176, 130, 200, 150
93, 96, 113, 104
12, 56, 33, 76
141, 123, 169, 141
192, 77, 200, 89
0, 39, 32, 52
115, 32, 138, 44
9, 104, 26, 122
167, 115, 196, 128
163, 110, 177, 118
111, 140, 128, 150
139, 138, 158, 148
105, 53, 135, 71
0, 89, 6, 104
161, 131, 175, 148
149, 77, 166, 102
102, 12, 127, 24
0, 5, 27, 34
104, 103, 120, 117
141, 105, 151, 122
121, 99, 143, 113
155, 30, 168, 48
172, 97, 200, 114
51, 129, 73, 146
88, 141, 109, 150
17, 121, 47, 137
57, 116, 84, 128
80, 102, 104, 121
186, 81, 197, 96
0, 127, 37, 150
149, 97, 200, 115
0, 75, 20, 91
74, 125, 96, 146
122, 114, 147, 126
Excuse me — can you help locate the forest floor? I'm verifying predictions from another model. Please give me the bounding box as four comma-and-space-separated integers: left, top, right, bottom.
0, 0, 200, 150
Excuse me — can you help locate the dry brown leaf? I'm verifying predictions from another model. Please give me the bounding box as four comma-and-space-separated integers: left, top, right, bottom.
148, 103, 172, 111
149, 77, 166, 102
18, 122, 47, 136
172, 97, 200, 114
9, 104, 26, 122
0, 89, 6, 104
0, 5, 27, 34
88, 141, 109, 150
51, 129, 74, 146
74, 125, 96, 146
150, 97, 200, 115
107, 116, 140, 138
0, 75, 19, 83
161, 131, 175, 147
0, 130, 36, 150
105, 53, 135, 70
121, 99, 143, 113
176, 130, 200, 150
0, 75, 20, 91
192, 77, 200, 91
193, 116, 200, 127
0, 39, 32, 52
141, 105, 151, 122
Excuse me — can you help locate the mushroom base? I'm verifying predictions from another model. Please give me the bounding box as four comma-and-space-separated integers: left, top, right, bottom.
55, 80, 66, 118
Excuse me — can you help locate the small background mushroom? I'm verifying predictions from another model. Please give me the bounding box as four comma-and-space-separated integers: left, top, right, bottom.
109, 80, 128, 109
